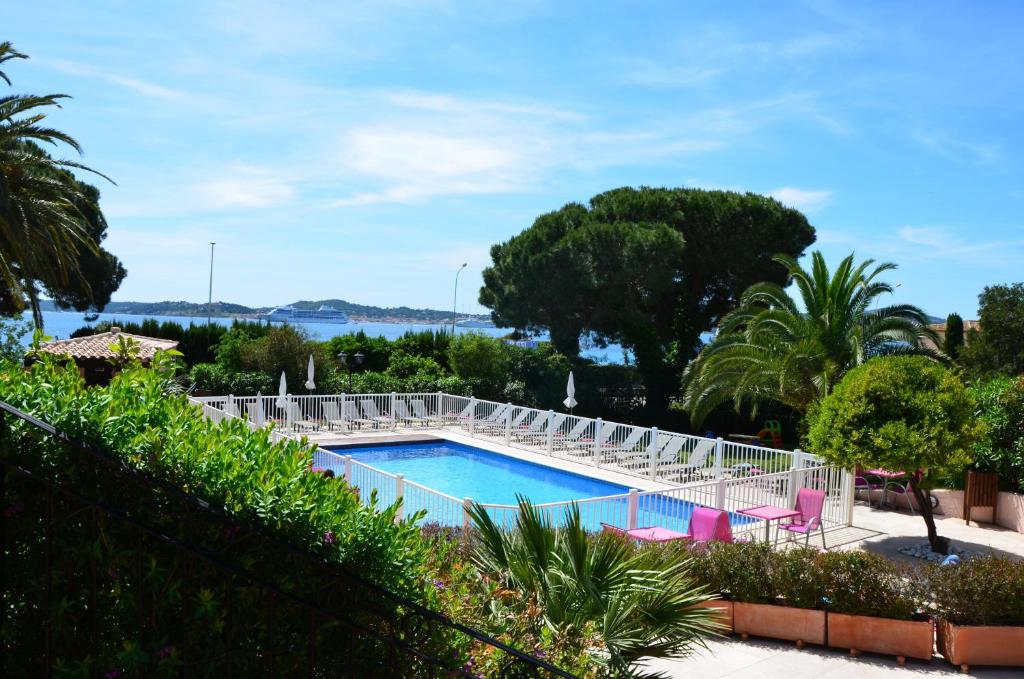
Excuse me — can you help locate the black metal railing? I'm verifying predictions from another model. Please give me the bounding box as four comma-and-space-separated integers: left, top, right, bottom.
0, 401, 575, 678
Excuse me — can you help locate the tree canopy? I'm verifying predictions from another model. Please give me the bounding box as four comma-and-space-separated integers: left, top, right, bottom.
681, 251, 941, 424
0, 41, 124, 327
962, 283, 1024, 377
480, 187, 815, 417
805, 355, 980, 551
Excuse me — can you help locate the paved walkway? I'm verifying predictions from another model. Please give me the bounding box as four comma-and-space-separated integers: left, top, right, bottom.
649, 505, 1024, 677
818, 503, 1024, 561
642, 635, 1021, 678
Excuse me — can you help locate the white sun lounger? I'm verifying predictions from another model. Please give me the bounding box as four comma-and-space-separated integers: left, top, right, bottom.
409, 399, 443, 425
359, 399, 394, 428
478, 405, 519, 434
517, 413, 568, 442
660, 438, 715, 481
393, 400, 429, 426
323, 401, 355, 431
606, 427, 648, 463
286, 402, 319, 432
555, 418, 593, 450
566, 423, 618, 457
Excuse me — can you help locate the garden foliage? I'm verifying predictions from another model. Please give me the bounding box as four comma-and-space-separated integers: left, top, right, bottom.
805, 355, 981, 550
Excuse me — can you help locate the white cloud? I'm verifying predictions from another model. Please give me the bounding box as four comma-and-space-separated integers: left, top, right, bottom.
46, 59, 187, 101
769, 187, 834, 212
192, 166, 297, 210
910, 129, 1001, 166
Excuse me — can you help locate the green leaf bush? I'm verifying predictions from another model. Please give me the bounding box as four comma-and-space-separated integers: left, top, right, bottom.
931, 557, 1024, 626
818, 551, 926, 621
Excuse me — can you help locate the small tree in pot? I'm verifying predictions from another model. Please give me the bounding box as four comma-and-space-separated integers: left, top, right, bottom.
806, 355, 981, 554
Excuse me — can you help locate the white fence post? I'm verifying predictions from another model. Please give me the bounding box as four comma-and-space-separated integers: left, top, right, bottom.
715, 478, 727, 510
395, 474, 405, 522
468, 397, 477, 436
343, 455, 352, 483
592, 418, 603, 466
505, 403, 513, 445
391, 392, 398, 430
714, 437, 724, 478
339, 393, 347, 429
436, 391, 443, 422
647, 427, 659, 478
546, 409, 555, 454
462, 497, 473, 530
627, 488, 639, 529
286, 394, 292, 431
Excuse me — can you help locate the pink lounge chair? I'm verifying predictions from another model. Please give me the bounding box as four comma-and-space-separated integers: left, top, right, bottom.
688, 506, 735, 543
779, 488, 827, 548
600, 523, 690, 543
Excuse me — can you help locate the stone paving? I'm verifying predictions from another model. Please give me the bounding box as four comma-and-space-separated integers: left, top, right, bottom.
650, 503, 1024, 677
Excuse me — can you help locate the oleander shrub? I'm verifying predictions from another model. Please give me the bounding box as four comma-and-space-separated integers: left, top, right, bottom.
771, 547, 826, 610
931, 556, 1024, 626
819, 551, 926, 620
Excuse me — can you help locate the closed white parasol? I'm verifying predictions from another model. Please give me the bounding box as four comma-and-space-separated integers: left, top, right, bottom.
305, 354, 316, 391
563, 371, 578, 412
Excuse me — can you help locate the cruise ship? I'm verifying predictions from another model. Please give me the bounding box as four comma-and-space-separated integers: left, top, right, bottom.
264, 305, 349, 324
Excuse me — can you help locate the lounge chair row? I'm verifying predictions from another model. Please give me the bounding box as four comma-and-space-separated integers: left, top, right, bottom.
241, 398, 446, 431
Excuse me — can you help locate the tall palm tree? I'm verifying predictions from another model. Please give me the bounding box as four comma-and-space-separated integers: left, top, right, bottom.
469, 497, 718, 677
0, 41, 109, 328
681, 251, 941, 425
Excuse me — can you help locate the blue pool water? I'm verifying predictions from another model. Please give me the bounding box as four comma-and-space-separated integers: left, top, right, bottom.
320, 440, 755, 534
332, 440, 627, 505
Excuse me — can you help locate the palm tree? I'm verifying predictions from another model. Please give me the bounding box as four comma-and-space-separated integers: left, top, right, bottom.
681, 251, 941, 425
0, 41, 110, 328
469, 497, 719, 678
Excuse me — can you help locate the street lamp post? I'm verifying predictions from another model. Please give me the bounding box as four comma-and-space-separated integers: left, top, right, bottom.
451, 262, 467, 336
337, 351, 365, 392
207, 242, 216, 326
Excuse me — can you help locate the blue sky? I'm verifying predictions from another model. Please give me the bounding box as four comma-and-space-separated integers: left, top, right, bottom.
7, 1, 1023, 318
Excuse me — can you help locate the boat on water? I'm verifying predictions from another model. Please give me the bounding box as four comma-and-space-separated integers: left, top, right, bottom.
455, 318, 496, 328
265, 305, 349, 324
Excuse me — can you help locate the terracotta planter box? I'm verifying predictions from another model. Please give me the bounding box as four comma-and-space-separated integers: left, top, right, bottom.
733, 601, 825, 647
937, 619, 1024, 672
693, 599, 733, 633
827, 612, 933, 664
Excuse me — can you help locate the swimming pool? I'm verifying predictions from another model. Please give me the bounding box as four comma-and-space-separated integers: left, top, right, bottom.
320, 440, 752, 533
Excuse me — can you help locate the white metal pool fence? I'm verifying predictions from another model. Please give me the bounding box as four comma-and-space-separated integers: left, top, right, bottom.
190, 393, 854, 537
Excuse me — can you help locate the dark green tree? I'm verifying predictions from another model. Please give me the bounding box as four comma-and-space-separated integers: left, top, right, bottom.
962, 283, 1024, 377
943, 313, 964, 360
480, 187, 815, 418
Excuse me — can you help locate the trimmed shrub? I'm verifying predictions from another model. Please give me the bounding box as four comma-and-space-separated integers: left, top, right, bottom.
931, 557, 1024, 626
819, 551, 926, 620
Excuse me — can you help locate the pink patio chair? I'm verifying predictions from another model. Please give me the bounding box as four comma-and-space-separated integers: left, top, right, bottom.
688, 506, 734, 543
779, 488, 827, 548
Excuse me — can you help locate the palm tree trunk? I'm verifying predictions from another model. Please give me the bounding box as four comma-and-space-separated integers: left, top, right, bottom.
27, 284, 43, 330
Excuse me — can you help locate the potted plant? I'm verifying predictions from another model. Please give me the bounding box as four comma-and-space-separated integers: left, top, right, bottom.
726, 544, 827, 647
932, 556, 1024, 672
678, 541, 737, 632
820, 551, 933, 664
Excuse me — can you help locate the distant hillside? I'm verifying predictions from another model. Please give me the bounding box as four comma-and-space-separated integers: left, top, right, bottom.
39, 298, 490, 323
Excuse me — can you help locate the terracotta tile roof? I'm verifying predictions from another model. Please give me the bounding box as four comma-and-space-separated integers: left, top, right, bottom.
38, 327, 178, 362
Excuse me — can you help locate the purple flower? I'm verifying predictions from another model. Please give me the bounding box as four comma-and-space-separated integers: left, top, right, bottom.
323, 530, 338, 546
432, 579, 447, 591
105, 671, 122, 678
156, 645, 175, 658
3, 502, 25, 518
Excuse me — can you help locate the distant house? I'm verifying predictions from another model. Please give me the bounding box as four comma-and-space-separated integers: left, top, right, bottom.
33, 327, 178, 385
923, 320, 981, 352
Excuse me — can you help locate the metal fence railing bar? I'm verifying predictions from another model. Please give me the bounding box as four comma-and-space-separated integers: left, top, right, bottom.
192, 393, 853, 534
